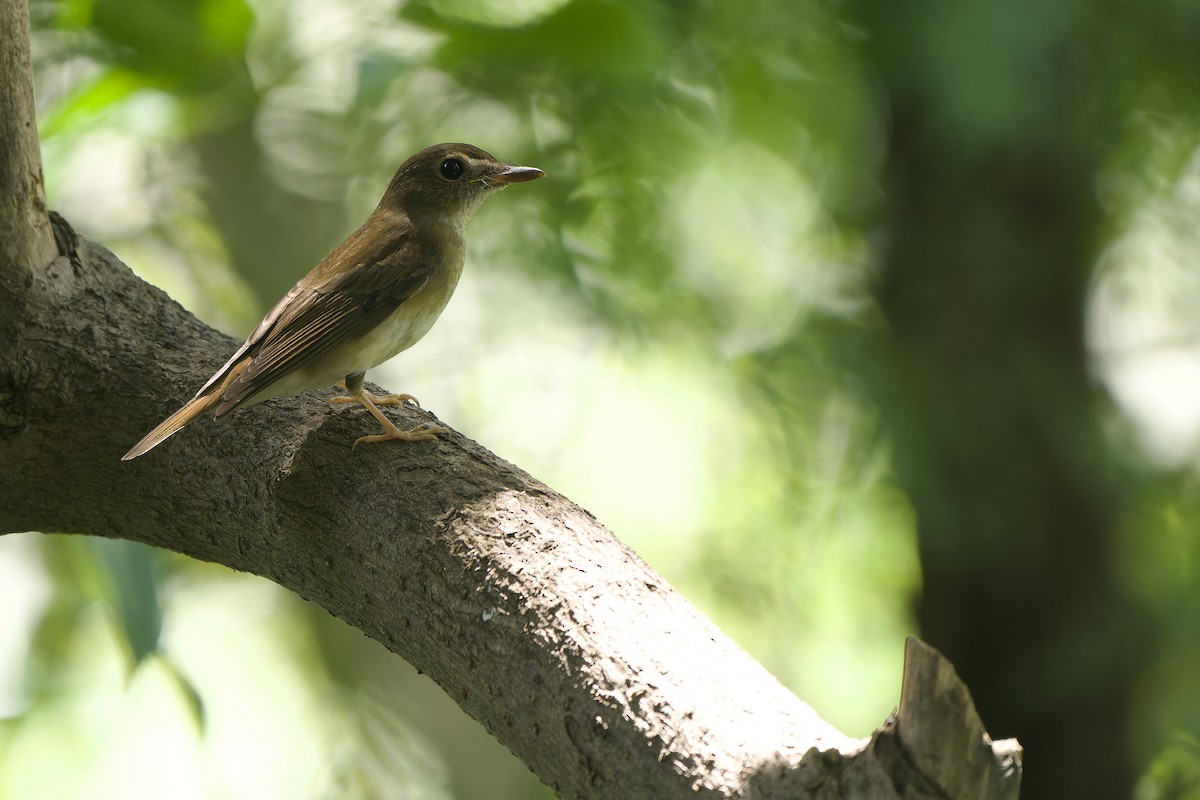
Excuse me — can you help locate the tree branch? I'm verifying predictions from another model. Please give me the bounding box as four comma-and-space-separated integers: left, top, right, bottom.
1, 214, 854, 797
0, 218, 1022, 798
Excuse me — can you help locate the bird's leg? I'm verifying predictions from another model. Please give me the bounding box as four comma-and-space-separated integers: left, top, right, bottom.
328, 379, 421, 408
352, 394, 448, 447
336, 373, 447, 448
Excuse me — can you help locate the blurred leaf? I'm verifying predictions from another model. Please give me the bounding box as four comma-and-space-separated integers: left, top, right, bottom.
89, 539, 162, 667
80, 0, 253, 90
39, 67, 152, 138
411, 0, 677, 83
1138, 735, 1200, 800
353, 52, 413, 111
427, 0, 572, 28
199, 0, 254, 56
158, 655, 207, 731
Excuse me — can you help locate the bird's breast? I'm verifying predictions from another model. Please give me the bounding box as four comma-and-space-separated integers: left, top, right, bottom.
349, 252, 465, 372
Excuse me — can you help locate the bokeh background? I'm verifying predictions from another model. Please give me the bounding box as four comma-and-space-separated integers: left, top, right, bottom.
3, 0, 1200, 797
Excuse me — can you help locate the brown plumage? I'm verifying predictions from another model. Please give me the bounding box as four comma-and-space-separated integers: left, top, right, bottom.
122, 143, 543, 460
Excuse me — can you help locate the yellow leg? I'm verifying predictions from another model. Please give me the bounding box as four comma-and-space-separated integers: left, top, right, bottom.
329, 381, 421, 408
331, 376, 447, 448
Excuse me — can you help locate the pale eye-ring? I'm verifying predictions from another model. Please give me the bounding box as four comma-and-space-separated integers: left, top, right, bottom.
439, 158, 464, 180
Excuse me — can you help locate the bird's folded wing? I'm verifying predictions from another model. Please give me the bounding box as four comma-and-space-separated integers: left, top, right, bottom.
213, 241, 435, 414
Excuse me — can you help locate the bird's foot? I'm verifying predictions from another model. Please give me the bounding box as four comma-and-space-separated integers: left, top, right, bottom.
329, 389, 421, 408
335, 387, 446, 449
353, 424, 449, 448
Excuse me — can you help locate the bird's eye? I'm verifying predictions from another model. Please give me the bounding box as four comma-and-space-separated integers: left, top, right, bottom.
439, 158, 464, 180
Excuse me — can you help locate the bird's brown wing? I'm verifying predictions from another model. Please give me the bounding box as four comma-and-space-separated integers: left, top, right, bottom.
210, 235, 436, 415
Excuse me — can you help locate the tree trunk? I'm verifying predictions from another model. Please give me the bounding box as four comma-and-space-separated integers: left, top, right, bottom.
859, 3, 1141, 797
0, 0, 57, 284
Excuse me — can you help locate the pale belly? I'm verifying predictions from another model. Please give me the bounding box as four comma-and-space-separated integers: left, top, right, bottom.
243, 279, 457, 405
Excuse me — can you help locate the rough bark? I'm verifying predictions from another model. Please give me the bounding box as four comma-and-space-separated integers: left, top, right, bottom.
1, 2, 1021, 796
0, 0, 58, 286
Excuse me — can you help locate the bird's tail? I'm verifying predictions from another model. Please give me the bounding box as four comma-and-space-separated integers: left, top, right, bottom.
121, 391, 221, 461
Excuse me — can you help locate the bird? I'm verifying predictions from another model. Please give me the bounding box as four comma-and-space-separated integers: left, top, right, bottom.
122, 143, 544, 460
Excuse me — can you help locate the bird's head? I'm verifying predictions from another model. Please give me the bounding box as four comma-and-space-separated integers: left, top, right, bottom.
381, 143, 544, 228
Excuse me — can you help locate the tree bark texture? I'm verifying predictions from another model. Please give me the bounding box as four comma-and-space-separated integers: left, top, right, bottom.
0, 0, 58, 286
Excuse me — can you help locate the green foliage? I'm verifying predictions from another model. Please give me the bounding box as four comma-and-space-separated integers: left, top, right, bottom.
1138, 735, 1200, 800
59, 0, 253, 90
6, 0, 1200, 796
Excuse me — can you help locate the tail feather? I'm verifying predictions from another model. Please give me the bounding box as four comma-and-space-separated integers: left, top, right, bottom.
121, 392, 221, 460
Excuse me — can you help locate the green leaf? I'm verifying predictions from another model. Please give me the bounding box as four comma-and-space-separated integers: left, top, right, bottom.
89, 539, 162, 667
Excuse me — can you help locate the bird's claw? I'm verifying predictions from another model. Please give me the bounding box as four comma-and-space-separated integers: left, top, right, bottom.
329, 391, 421, 408
352, 424, 448, 449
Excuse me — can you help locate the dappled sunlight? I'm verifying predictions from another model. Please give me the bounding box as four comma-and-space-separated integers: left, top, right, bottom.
1090, 141, 1200, 468
0, 535, 52, 718
672, 141, 859, 356
10, 0, 1200, 795
0, 554, 456, 799
164, 577, 344, 798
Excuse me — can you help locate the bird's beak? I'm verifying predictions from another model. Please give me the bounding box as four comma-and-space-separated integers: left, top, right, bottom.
486, 165, 545, 186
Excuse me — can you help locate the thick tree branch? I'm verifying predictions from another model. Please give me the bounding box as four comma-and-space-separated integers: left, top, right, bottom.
1, 214, 845, 796
0, 218, 1021, 798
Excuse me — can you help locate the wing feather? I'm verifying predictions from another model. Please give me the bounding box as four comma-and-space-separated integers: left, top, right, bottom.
208, 221, 438, 415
